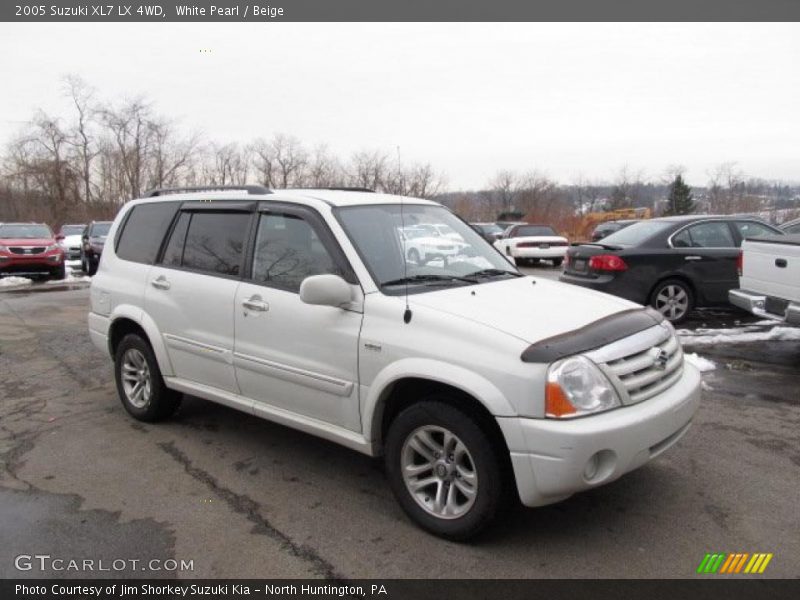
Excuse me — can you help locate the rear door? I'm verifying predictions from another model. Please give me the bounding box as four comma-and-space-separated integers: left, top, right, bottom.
145, 202, 254, 394
670, 220, 739, 304
233, 204, 363, 432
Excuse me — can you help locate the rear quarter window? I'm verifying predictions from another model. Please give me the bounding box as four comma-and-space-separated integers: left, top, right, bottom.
116, 203, 180, 264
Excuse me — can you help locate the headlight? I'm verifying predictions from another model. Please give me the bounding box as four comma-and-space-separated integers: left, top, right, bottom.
45, 244, 61, 252
0, 244, 8, 253
545, 355, 621, 418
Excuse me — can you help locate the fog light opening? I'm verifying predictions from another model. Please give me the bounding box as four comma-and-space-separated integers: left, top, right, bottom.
583, 450, 616, 484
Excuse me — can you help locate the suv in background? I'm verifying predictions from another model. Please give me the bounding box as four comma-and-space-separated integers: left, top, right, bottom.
57, 223, 86, 260
81, 220, 112, 275
591, 219, 638, 242
0, 222, 65, 280
89, 186, 700, 539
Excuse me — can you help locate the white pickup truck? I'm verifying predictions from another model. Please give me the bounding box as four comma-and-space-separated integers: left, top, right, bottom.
729, 233, 800, 325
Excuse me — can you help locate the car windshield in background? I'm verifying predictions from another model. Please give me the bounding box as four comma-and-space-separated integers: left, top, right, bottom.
0, 224, 52, 238
92, 223, 112, 236
336, 204, 519, 293
600, 221, 673, 246
61, 225, 85, 235
515, 226, 557, 237
479, 224, 503, 234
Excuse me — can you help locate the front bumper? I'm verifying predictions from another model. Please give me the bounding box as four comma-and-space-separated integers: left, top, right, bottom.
498, 363, 701, 507
0, 252, 64, 274
729, 289, 800, 326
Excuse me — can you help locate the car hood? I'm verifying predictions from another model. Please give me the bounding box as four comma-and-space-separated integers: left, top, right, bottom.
0, 238, 55, 246
411, 275, 638, 345
62, 234, 83, 245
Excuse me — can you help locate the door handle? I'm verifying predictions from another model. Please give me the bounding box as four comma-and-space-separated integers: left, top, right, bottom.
684, 256, 703, 261
151, 276, 171, 290
242, 297, 269, 312
775, 258, 788, 268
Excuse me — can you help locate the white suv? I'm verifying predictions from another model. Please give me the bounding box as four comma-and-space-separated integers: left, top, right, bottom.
88, 186, 701, 539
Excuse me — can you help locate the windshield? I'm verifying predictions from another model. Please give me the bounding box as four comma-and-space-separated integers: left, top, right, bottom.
476, 223, 503, 234
61, 225, 85, 235
600, 220, 673, 246
0, 223, 53, 239
91, 223, 112, 236
336, 204, 519, 293
515, 225, 557, 237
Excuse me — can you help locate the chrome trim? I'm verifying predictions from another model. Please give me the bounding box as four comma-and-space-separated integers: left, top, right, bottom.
233, 352, 354, 397
163, 334, 230, 364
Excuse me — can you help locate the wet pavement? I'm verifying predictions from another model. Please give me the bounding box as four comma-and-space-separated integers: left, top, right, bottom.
0, 282, 798, 579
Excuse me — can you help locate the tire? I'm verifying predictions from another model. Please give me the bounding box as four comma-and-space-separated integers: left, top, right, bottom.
80, 254, 88, 273
650, 278, 694, 324
86, 257, 98, 276
407, 248, 421, 264
51, 263, 66, 280
551, 258, 563, 268
114, 333, 181, 422
384, 399, 505, 541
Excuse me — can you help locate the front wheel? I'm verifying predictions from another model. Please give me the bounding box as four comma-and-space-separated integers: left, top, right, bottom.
384, 399, 505, 540
114, 334, 181, 422
650, 279, 694, 324
51, 263, 66, 280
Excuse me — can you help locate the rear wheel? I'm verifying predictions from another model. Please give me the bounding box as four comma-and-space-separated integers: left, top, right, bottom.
650, 279, 693, 324
51, 263, 66, 280
114, 334, 181, 422
385, 399, 505, 540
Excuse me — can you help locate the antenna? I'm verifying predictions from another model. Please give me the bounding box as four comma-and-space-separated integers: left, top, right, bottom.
398, 145, 412, 324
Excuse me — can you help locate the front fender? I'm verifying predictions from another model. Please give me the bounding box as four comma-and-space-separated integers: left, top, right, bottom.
109, 304, 174, 377
362, 357, 517, 444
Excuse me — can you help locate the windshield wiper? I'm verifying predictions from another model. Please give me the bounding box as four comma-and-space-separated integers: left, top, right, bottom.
381, 274, 478, 288
463, 268, 522, 279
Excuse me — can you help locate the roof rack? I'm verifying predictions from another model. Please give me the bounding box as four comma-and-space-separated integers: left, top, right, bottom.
317, 187, 375, 193
145, 185, 271, 197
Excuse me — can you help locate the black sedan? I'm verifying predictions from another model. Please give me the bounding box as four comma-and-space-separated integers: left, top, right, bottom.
559, 215, 782, 323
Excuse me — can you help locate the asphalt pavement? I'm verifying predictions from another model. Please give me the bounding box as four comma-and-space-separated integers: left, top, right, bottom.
0, 274, 797, 579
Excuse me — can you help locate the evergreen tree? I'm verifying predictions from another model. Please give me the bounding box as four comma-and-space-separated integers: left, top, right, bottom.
664, 174, 695, 215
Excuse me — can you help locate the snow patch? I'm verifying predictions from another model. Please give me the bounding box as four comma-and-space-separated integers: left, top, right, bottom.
679, 325, 800, 345
684, 352, 716, 372
0, 276, 33, 288
46, 273, 91, 284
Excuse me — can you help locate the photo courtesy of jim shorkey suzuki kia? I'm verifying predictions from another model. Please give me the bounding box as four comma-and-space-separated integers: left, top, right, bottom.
87, 186, 699, 539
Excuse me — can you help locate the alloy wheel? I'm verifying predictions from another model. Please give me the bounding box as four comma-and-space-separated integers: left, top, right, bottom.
401, 425, 478, 519
120, 348, 152, 408
655, 284, 689, 321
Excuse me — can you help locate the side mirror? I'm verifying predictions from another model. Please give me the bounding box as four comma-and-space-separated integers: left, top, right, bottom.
299, 274, 353, 308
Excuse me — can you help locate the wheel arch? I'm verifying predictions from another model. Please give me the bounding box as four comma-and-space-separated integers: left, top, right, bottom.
648, 274, 698, 307
107, 306, 174, 377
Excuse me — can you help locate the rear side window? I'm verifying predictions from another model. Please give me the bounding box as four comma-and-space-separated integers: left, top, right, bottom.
677, 222, 735, 248
162, 212, 191, 267
116, 203, 179, 264
734, 221, 776, 241
178, 212, 250, 276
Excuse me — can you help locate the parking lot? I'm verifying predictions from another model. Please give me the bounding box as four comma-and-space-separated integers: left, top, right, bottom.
0, 265, 798, 579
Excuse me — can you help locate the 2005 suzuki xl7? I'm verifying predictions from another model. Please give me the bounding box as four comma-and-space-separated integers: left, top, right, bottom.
88, 186, 701, 539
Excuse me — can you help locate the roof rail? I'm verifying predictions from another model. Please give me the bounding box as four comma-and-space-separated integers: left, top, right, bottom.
318, 187, 375, 193
145, 185, 271, 197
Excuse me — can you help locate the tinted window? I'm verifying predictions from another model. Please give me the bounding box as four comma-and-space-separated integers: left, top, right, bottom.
251, 213, 340, 292
671, 229, 692, 248
116, 203, 180, 264
514, 226, 557, 237
90, 222, 112, 236
683, 222, 735, 248
181, 212, 250, 276
601, 221, 673, 246
161, 212, 191, 267
0, 224, 52, 238
734, 221, 777, 241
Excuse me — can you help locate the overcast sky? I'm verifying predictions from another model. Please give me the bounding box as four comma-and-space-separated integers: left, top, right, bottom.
0, 23, 798, 189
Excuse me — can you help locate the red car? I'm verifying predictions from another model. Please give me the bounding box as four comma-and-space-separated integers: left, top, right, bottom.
0, 222, 66, 280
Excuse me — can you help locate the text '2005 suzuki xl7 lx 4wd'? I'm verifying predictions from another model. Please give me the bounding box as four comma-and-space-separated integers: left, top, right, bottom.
88, 186, 700, 539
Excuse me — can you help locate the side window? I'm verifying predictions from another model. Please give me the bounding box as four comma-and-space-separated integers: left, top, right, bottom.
734, 221, 774, 242
785, 223, 800, 235
116, 202, 180, 264
251, 213, 341, 292
685, 222, 735, 248
161, 212, 191, 267
671, 229, 691, 248
181, 212, 250, 276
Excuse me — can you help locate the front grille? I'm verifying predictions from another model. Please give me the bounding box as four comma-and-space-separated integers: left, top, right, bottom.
604, 334, 683, 404
586, 323, 684, 405
9, 246, 46, 255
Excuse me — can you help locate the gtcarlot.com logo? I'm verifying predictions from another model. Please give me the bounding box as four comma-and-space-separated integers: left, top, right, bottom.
697, 552, 773, 574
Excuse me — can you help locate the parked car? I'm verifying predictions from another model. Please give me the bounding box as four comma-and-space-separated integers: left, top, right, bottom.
57, 223, 87, 260
80, 221, 113, 275
591, 219, 638, 242
729, 233, 800, 325
493, 224, 569, 266
398, 225, 465, 264
560, 216, 783, 323
470, 222, 505, 243
89, 186, 700, 539
779, 217, 800, 235
0, 222, 66, 280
